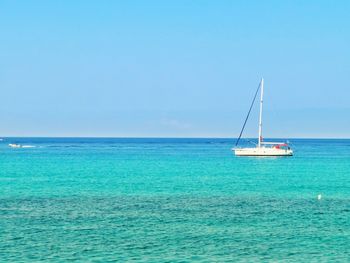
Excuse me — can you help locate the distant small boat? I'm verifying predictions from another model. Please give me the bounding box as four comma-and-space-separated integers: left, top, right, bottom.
9, 144, 22, 148
233, 78, 293, 156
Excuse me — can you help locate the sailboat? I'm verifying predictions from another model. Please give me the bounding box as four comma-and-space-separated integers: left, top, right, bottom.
233, 78, 293, 156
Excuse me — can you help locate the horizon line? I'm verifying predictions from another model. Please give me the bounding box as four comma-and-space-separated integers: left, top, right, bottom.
1, 136, 350, 140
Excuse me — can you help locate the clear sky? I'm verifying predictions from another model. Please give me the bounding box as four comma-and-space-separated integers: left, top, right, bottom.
0, 0, 349, 138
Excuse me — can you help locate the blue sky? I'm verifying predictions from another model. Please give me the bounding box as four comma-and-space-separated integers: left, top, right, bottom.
0, 0, 349, 137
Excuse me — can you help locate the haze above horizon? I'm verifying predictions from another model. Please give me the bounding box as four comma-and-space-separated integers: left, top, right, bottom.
1, 1, 349, 138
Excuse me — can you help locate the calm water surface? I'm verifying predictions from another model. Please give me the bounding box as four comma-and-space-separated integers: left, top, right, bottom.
1, 138, 350, 261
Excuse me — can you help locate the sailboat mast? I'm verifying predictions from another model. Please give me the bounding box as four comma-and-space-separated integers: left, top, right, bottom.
258, 78, 264, 147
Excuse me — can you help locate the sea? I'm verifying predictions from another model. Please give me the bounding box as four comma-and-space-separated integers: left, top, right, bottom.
1, 138, 350, 262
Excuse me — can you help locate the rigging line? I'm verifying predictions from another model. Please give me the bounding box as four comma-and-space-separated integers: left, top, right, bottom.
246, 139, 257, 146
235, 82, 261, 146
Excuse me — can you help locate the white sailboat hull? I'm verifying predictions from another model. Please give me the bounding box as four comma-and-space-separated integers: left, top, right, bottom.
234, 147, 293, 156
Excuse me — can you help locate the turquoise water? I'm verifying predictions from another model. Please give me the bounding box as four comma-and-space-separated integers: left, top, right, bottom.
1, 138, 350, 261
